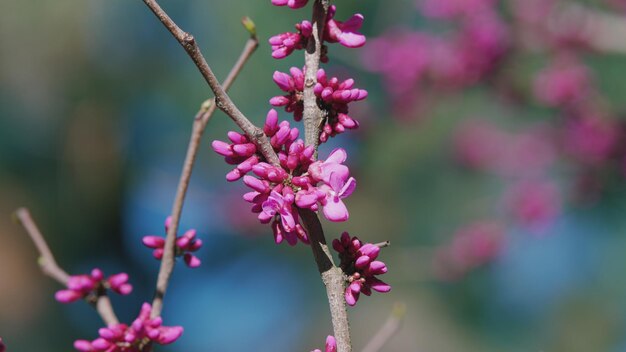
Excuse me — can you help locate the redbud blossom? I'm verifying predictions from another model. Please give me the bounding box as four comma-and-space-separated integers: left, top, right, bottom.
55, 268, 132, 304
312, 335, 337, 352
269, 21, 312, 60
333, 232, 390, 306
73, 303, 183, 352
142, 217, 202, 268
271, 0, 308, 9
271, 68, 365, 141
324, 6, 366, 48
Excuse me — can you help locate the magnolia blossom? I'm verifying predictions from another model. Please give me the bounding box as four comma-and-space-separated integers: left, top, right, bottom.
74, 303, 183, 352
333, 232, 390, 306
55, 268, 132, 304
312, 336, 337, 352
142, 217, 202, 268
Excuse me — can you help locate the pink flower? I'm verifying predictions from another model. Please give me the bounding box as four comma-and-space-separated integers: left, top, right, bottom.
505, 181, 561, 228
434, 221, 504, 280
270, 67, 305, 121
74, 303, 183, 352
271, 0, 308, 9
563, 113, 619, 165
55, 268, 132, 303
142, 217, 202, 268
312, 335, 337, 352
271, 68, 365, 141
261, 190, 297, 231
269, 21, 312, 59
0, 337, 5, 352
319, 172, 356, 222
333, 233, 390, 306
534, 56, 592, 108
324, 6, 366, 48
418, 0, 496, 19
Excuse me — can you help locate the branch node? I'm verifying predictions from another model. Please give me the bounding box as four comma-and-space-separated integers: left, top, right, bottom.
183, 33, 195, 44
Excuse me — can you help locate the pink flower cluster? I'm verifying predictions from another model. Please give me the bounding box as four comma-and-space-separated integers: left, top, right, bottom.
311, 335, 336, 352
505, 181, 561, 229
333, 232, 390, 306
55, 268, 132, 304
363, 1, 508, 110
434, 221, 505, 280
271, 68, 366, 142
74, 303, 183, 352
142, 217, 202, 268
269, 5, 365, 60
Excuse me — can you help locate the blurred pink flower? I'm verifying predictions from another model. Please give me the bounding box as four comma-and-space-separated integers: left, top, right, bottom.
563, 113, 619, 165
271, 0, 308, 9
534, 56, 592, 108
505, 181, 561, 228
435, 221, 505, 280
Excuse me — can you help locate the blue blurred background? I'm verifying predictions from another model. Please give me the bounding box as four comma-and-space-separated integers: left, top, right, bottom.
3, 0, 626, 351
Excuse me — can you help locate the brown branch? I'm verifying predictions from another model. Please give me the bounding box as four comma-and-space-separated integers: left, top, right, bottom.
303, 0, 331, 151
299, 209, 352, 352
151, 22, 259, 318
299, 1, 353, 351
13, 207, 119, 325
141, 0, 279, 167
361, 303, 406, 352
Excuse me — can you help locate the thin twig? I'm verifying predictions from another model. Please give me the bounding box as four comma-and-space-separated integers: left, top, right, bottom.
141, 0, 279, 166
299, 1, 353, 351
361, 303, 406, 352
13, 207, 119, 325
151, 23, 259, 318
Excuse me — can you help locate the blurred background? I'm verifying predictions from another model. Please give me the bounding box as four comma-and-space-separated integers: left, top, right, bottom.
3, 0, 626, 351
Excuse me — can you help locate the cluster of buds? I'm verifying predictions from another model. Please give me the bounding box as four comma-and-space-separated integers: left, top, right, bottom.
311, 335, 337, 352
55, 268, 132, 304
142, 217, 202, 268
73, 303, 183, 352
269, 5, 365, 61
333, 232, 390, 306
270, 68, 366, 142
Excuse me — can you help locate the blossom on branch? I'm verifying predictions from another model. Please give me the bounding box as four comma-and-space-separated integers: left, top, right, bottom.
333, 232, 391, 306
55, 268, 132, 304
142, 217, 202, 268
73, 303, 183, 352
271, 0, 309, 9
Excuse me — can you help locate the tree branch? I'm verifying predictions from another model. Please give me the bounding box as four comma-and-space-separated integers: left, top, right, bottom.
13, 207, 119, 325
299, 209, 352, 352
303, 0, 330, 151
141, 0, 280, 166
151, 23, 259, 318
299, 2, 353, 351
